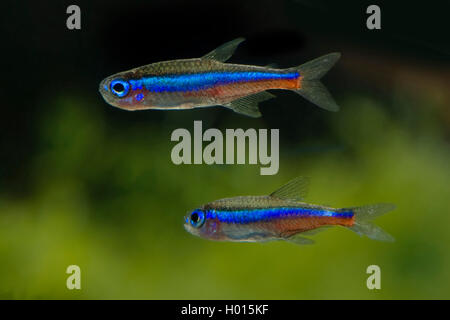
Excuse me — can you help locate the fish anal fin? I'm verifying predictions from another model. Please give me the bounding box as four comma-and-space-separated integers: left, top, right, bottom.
225, 91, 275, 118
201, 38, 245, 62
285, 235, 315, 246
269, 176, 310, 201
301, 226, 332, 236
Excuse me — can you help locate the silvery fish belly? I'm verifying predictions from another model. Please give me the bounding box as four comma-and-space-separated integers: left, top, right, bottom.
99, 38, 341, 118
184, 177, 396, 245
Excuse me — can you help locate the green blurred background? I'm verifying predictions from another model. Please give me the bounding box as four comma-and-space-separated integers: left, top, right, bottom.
1, 0, 450, 299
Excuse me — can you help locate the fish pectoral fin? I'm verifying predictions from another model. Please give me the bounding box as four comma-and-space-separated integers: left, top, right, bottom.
201, 37, 246, 62
269, 176, 310, 201
284, 235, 316, 246
225, 91, 275, 118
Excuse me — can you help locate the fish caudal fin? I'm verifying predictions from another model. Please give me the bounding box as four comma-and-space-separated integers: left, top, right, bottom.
347, 203, 396, 242
292, 53, 341, 112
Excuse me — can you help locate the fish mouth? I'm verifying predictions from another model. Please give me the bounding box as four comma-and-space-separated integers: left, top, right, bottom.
183, 215, 190, 230
98, 78, 113, 103
98, 78, 129, 110
99, 77, 110, 95
183, 216, 201, 237
183, 215, 193, 231
183, 222, 195, 235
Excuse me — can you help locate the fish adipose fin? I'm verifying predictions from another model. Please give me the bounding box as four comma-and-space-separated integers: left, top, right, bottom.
202, 38, 246, 62
292, 52, 341, 112
269, 176, 309, 201
225, 91, 275, 118
347, 203, 396, 242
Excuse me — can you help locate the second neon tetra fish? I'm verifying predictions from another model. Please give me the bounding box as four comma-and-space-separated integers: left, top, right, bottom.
184, 177, 395, 245
99, 38, 341, 117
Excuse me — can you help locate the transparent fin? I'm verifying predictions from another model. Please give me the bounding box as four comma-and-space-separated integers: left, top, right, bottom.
201, 37, 245, 62
269, 176, 309, 201
296, 53, 341, 80
349, 203, 396, 221
264, 63, 278, 68
347, 203, 396, 242
350, 222, 395, 242
291, 52, 341, 112
225, 91, 275, 118
293, 81, 340, 112
301, 226, 331, 236
285, 235, 315, 245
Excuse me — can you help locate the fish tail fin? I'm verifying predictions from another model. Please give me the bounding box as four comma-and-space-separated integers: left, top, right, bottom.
290, 52, 341, 112
345, 203, 396, 242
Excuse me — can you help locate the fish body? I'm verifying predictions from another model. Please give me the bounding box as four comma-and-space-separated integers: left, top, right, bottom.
184, 177, 395, 244
99, 38, 341, 117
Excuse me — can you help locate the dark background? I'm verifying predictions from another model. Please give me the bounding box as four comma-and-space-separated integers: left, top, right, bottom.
4, 0, 449, 194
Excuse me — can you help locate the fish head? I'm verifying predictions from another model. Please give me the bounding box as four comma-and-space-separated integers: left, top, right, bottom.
184, 208, 222, 240
184, 208, 207, 238
99, 71, 152, 111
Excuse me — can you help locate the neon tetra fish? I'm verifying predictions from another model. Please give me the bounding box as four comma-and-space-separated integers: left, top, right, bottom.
99, 38, 341, 117
184, 177, 395, 245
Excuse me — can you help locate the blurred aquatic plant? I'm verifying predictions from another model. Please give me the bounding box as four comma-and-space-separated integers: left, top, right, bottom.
0, 88, 449, 299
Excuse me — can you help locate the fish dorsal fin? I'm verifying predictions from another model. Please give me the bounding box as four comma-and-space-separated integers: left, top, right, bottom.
269, 176, 310, 201
225, 91, 275, 118
264, 63, 278, 68
201, 37, 245, 62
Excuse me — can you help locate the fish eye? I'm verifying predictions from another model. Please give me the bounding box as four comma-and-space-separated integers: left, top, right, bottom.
190, 210, 205, 228
110, 79, 130, 97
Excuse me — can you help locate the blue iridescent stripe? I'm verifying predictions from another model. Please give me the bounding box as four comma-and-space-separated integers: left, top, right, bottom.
128, 71, 299, 93
206, 207, 353, 224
